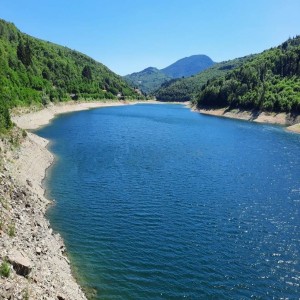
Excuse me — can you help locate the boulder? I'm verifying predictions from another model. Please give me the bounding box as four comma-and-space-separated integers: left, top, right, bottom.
7, 248, 33, 276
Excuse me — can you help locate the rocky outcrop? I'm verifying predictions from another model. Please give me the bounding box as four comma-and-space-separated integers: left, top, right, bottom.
7, 249, 33, 277
0, 129, 87, 299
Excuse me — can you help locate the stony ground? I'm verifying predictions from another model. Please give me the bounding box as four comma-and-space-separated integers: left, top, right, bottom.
0, 129, 87, 300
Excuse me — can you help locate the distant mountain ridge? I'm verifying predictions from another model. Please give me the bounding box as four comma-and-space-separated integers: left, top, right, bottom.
124, 55, 215, 94
161, 55, 214, 78
156, 36, 300, 114
155, 55, 254, 102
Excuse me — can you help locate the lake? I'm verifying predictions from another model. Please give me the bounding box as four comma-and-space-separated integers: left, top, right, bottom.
36, 104, 300, 299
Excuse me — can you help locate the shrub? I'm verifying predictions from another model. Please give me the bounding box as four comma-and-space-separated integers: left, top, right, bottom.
8, 223, 15, 237
0, 260, 10, 277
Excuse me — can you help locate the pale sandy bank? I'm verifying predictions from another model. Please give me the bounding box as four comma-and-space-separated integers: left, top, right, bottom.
12, 101, 129, 130
196, 107, 300, 134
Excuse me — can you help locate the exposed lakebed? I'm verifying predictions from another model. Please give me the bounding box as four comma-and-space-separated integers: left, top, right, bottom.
36, 104, 300, 299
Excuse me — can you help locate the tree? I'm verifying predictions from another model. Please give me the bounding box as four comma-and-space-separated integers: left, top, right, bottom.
82, 65, 92, 80
17, 39, 32, 67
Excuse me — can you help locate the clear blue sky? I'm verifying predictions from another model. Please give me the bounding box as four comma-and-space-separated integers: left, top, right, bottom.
1, 0, 300, 75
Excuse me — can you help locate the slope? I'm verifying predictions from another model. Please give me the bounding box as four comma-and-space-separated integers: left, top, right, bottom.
196, 36, 300, 113
124, 54, 215, 94
161, 54, 214, 78
155, 55, 254, 102
124, 67, 171, 94
0, 19, 140, 132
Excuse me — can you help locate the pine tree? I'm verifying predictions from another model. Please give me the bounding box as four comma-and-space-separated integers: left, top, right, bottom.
82, 65, 92, 80
17, 39, 32, 66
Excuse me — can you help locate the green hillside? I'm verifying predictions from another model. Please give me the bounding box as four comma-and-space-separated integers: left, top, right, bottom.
155, 55, 254, 102
0, 19, 141, 132
124, 55, 215, 94
124, 67, 171, 94
195, 36, 300, 113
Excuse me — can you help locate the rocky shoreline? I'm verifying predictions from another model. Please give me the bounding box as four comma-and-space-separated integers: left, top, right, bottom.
0, 101, 131, 300
1, 100, 299, 299
195, 107, 300, 133
0, 131, 87, 299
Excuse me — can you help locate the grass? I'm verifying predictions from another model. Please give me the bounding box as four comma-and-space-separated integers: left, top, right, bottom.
23, 287, 30, 300
0, 259, 10, 278
8, 222, 15, 237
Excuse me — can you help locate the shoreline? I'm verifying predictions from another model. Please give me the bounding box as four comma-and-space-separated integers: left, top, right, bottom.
1, 101, 133, 299
11, 100, 131, 130
194, 107, 300, 134
1, 100, 299, 298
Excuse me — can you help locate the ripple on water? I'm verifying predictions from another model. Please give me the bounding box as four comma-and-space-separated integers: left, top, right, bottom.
37, 104, 300, 299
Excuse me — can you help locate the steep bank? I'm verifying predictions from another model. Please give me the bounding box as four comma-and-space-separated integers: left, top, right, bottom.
195, 107, 300, 133
0, 129, 87, 299
0, 101, 131, 299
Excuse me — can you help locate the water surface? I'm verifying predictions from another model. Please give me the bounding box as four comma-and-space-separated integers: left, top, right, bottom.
37, 104, 300, 299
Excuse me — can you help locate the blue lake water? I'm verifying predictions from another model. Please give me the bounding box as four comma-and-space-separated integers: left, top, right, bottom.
36, 104, 300, 299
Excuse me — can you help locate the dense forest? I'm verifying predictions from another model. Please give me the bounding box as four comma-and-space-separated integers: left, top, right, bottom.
195, 36, 300, 112
124, 55, 214, 94
0, 19, 141, 132
124, 67, 171, 94
155, 55, 255, 102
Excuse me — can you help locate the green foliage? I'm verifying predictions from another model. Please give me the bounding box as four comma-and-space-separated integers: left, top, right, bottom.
0, 103, 12, 132
17, 39, 32, 67
0, 18, 142, 132
22, 129, 27, 138
124, 67, 172, 94
125, 55, 215, 95
155, 55, 254, 102
8, 222, 15, 237
23, 287, 30, 300
82, 65, 92, 80
0, 260, 10, 278
196, 36, 300, 113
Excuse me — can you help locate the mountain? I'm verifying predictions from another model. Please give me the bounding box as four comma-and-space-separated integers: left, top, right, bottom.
155, 55, 255, 102
161, 54, 214, 78
195, 36, 300, 113
0, 19, 141, 132
124, 54, 215, 94
124, 67, 172, 94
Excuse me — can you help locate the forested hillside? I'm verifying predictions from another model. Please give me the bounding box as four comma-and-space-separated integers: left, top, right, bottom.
155, 55, 253, 102
124, 67, 171, 94
195, 36, 300, 113
0, 19, 140, 132
124, 55, 214, 94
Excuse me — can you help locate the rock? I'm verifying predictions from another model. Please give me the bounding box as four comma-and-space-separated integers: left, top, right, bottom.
36, 247, 42, 255
57, 294, 66, 300
26, 179, 33, 187
7, 249, 33, 276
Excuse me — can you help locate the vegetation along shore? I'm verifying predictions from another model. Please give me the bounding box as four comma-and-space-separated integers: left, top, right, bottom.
0, 9, 299, 299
